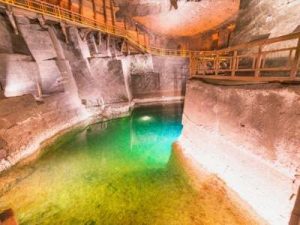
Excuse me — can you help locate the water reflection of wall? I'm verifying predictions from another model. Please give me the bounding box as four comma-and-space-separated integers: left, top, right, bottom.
129, 104, 183, 165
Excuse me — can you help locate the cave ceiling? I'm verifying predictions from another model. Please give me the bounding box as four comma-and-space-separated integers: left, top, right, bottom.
115, 0, 240, 37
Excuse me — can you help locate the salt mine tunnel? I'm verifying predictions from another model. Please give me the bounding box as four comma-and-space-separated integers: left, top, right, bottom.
0, 0, 299, 224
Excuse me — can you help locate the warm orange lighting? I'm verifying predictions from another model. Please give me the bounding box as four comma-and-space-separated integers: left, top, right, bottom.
178, 121, 296, 225
212, 33, 219, 41
134, 0, 240, 36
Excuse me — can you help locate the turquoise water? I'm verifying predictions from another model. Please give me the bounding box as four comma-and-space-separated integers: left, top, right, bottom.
0, 104, 255, 225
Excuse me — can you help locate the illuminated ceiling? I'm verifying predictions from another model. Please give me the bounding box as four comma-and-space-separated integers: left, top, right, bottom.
116, 0, 240, 37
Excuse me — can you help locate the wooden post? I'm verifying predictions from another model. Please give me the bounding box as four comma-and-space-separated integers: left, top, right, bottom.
290, 38, 300, 78
121, 39, 126, 53
110, 0, 115, 32
215, 54, 219, 76
103, 0, 107, 25
106, 34, 110, 55
123, 18, 127, 30
231, 50, 237, 77
60, 22, 69, 43
79, 0, 83, 16
97, 31, 102, 46
143, 32, 147, 47
92, 0, 96, 21
126, 42, 130, 55
189, 56, 193, 77
68, 0, 71, 10
255, 46, 263, 78
5, 6, 18, 35
190, 55, 195, 78
35, 79, 43, 100
136, 25, 139, 44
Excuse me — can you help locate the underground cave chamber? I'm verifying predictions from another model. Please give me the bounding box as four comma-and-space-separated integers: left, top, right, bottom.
0, 0, 299, 224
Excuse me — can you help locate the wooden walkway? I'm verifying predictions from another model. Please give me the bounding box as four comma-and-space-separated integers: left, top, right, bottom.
1, 0, 300, 83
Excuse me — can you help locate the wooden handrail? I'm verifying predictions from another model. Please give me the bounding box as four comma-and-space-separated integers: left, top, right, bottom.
206, 32, 300, 55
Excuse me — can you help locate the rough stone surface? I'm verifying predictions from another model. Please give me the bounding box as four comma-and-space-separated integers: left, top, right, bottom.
37, 60, 64, 94
119, 54, 154, 100
0, 14, 187, 174
231, 0, 300, 45
16, 17, 57, 62
0, 14, 13, 53
0, 93, 128, 172
121, 54, 188, 99
180, 79, 300, 225
0, 13, 30, 54
184, 80, 300, 172
0, 54, 39, 97
131, 72, 160, 98
89, 58, 129, 104
152, 56, 188, 96
116, 0, 239, 36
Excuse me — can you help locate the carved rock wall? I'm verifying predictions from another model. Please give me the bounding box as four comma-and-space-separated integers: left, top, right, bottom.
180, 79, 300, 225
231, 0, 300, 45
0, 10, 187, 173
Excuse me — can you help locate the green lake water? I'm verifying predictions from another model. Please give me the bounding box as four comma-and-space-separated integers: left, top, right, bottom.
0, 104, 254, 225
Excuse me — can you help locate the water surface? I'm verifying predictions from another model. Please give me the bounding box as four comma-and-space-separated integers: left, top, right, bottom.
0, 104, 256, 225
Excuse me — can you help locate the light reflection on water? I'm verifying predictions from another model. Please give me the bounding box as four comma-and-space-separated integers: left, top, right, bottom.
0, 104, 256, 225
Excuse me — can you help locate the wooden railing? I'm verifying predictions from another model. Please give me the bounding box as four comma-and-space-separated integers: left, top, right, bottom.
1, 0, 151, 51
0, 0, 192, 56
1, 0, 300, 82
190, 32, 300, 82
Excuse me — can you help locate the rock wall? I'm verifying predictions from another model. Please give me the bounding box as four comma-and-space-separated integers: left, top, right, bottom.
231, 0, 300, 45
0, 54, 39, 97
180, 79, 300, 225
151, 56, 188, 97
0, 8, 187, 172
121, 54, 188, 100
0, 12, 132, 171
89, 58, 129, 104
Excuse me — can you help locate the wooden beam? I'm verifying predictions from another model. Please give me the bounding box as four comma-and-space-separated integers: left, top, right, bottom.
79, 0, 83, 19
214, 32, 300, 55
57, 0, 62, 7
121, 39, 126, 53
92, 0, 96, 20
194, 75, 300, 83
231, 50, 237, 77
110, 0, 115, 30
68, 0, 71, 10
103, 0, 107, 24
290, 38, 300, 78
255, 46, 263, 77
60, 22, 69, 43
5, 6, 19, 35
123, 17, 127, 30
214, 54, 219, 75
106, 34, 110, 51
143, 32, 146, 47
97, 32, 102, 46
136, 24, 139, 44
